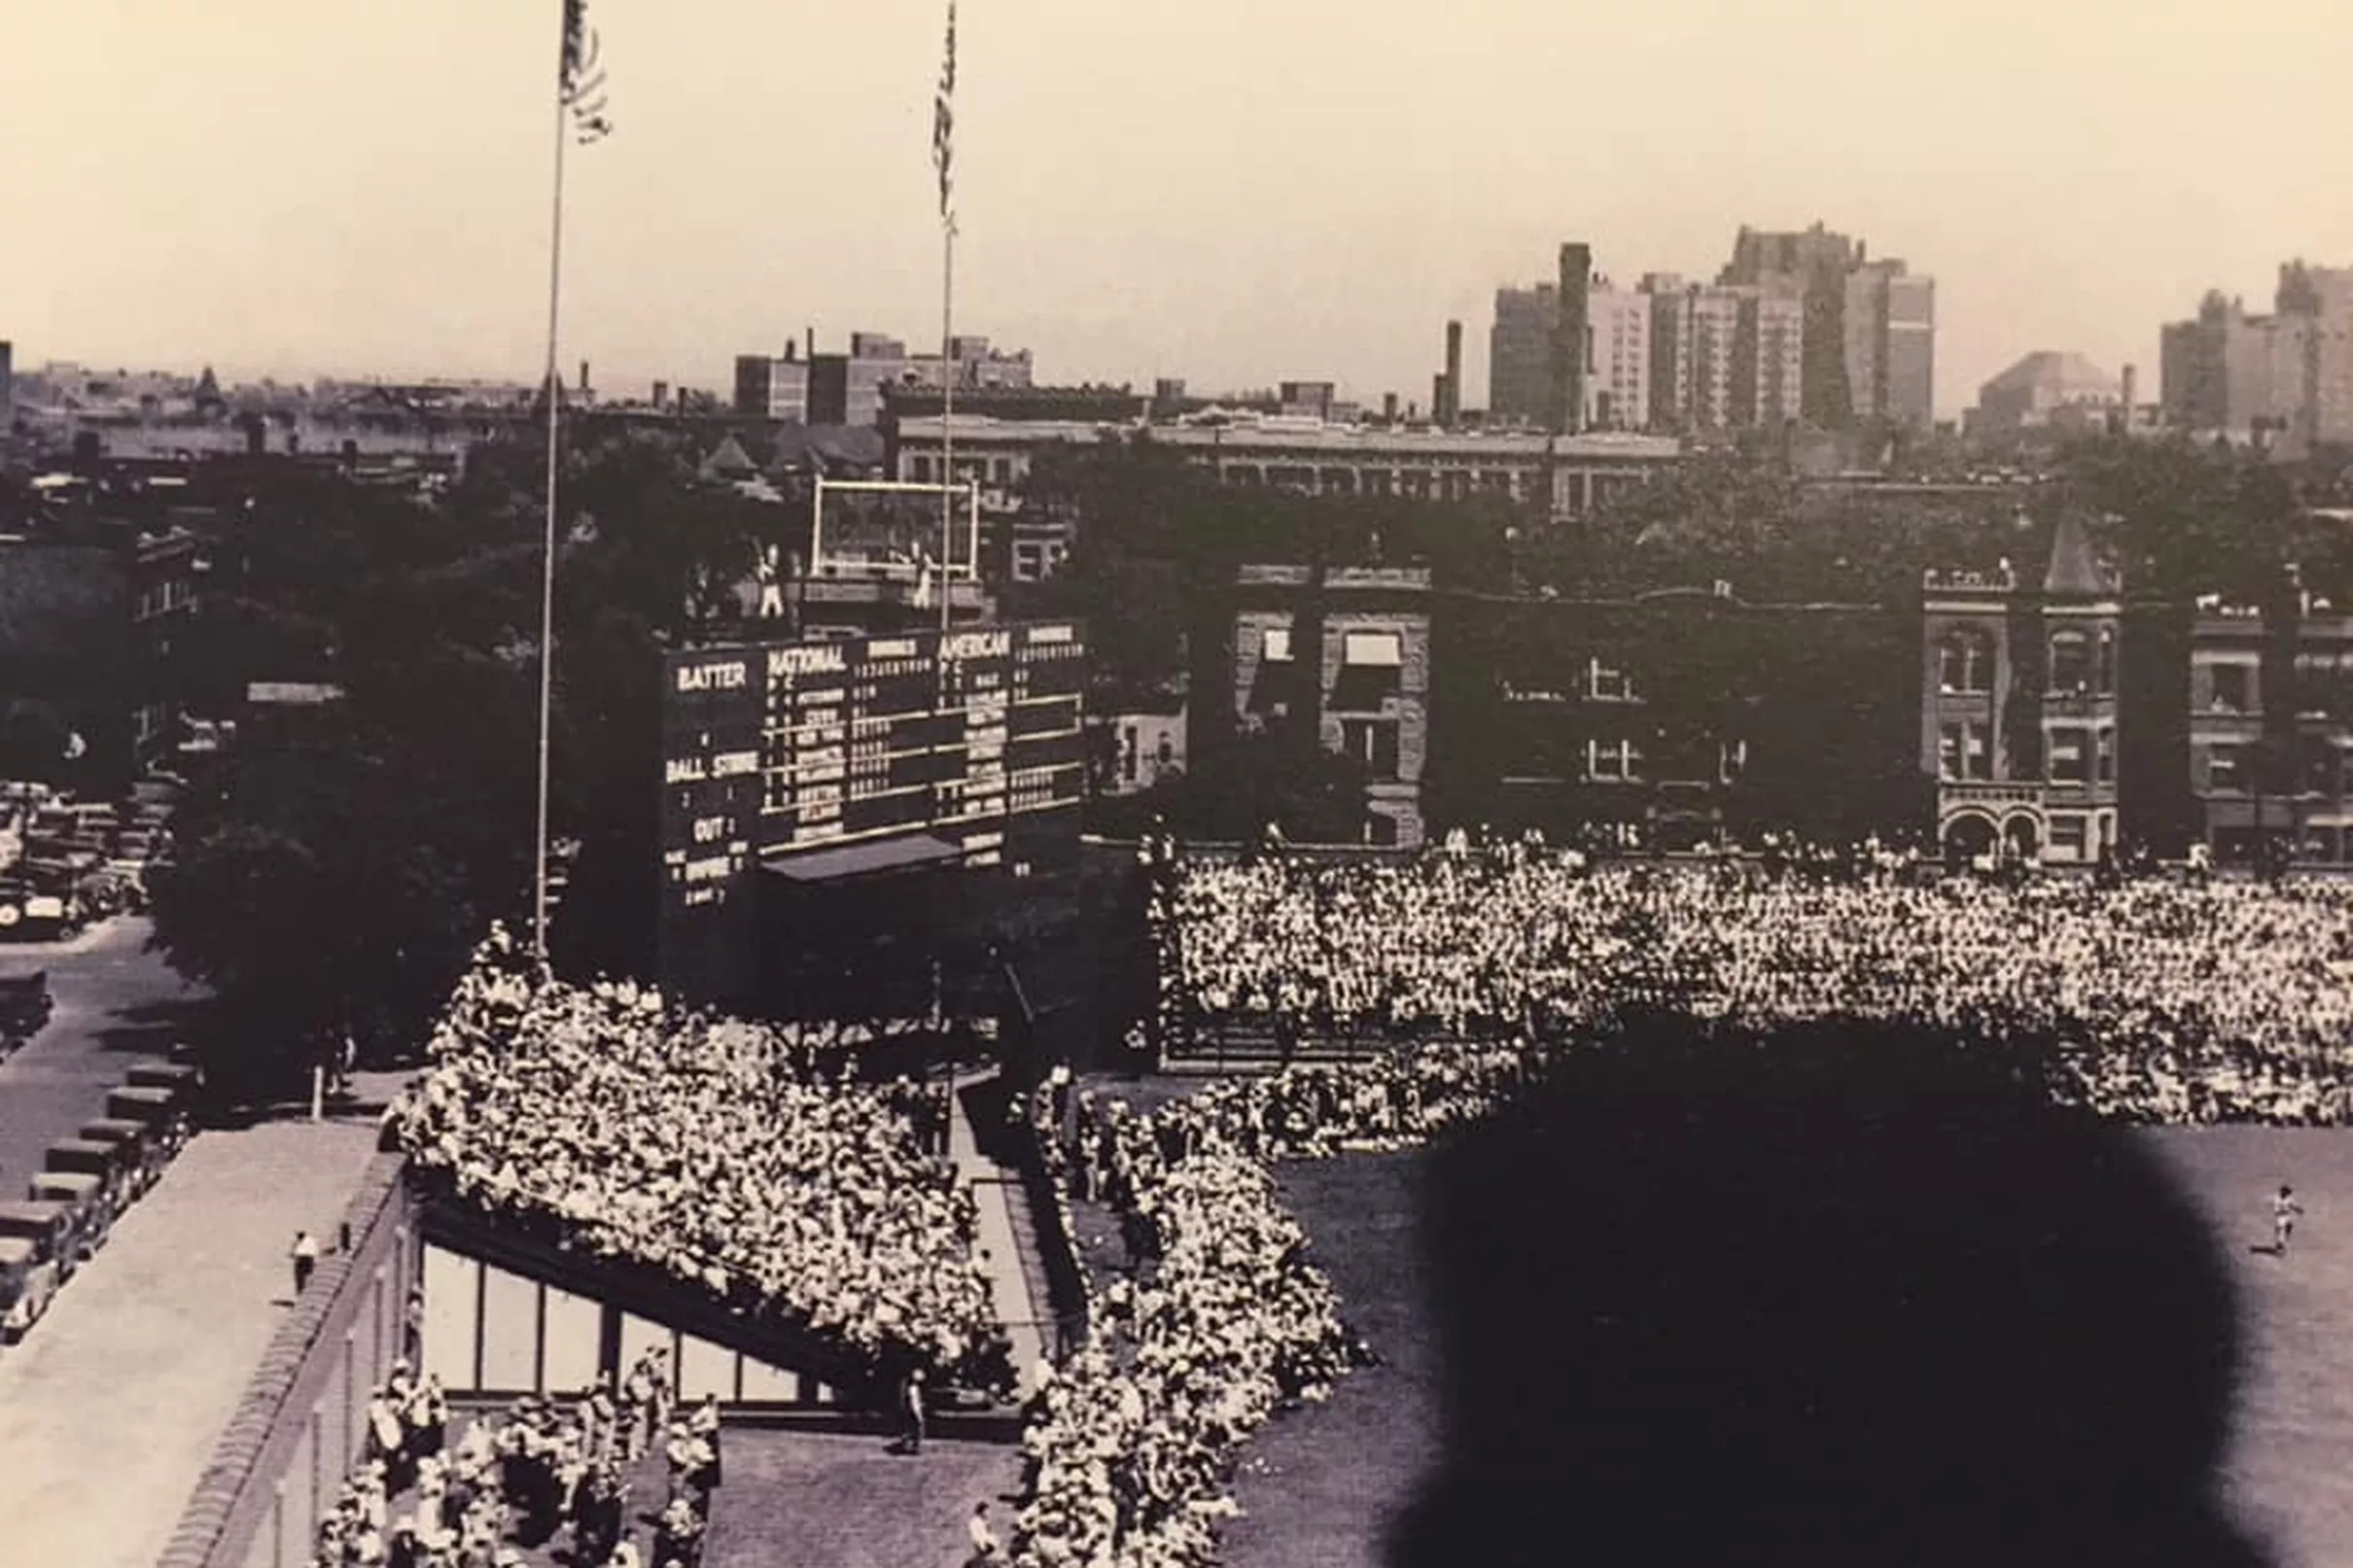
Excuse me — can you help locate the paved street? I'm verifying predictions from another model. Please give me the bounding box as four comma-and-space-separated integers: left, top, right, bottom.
0, 1116, 384, 1568
0, 916, 204, 1197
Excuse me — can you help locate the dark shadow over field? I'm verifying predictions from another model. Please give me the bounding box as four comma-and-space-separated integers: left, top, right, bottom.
1394, 1016, 2270, 1568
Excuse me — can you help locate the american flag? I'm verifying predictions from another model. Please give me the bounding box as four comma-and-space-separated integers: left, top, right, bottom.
561, 0, 614, 145
931, 1, 956, 223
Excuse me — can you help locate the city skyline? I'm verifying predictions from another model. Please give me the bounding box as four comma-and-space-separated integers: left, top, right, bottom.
7, 1, 2350, 420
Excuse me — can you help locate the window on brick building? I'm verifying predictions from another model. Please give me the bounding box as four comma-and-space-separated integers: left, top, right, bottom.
1938, 627, 1992, 694
2049, 630, 2093, 695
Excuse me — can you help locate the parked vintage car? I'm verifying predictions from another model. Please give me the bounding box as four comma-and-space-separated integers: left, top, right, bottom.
79, 1118, 165, 1196
0, 971, 51, 1051
46, 1136, 138, 1216
127, 1061, 202, 1098
0, 1237, 58, 1342
107, 1084, 192, 1159
26, 1171, 112, 1258
0, 1200, 80, 1295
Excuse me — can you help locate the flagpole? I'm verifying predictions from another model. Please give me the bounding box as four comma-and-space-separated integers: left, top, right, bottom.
940, 215, 955, 636
534, 23, 569, 963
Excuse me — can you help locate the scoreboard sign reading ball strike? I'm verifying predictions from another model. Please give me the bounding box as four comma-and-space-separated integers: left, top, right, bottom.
658, 620, 1087, 916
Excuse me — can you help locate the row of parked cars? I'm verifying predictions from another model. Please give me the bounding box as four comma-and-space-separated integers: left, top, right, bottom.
0, 1060, 201, 1342
0, 783, 177, 939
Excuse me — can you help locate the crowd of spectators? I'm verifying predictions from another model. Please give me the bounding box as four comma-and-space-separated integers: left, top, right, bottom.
311, 1359, 720, 1568
1154, 840, 2353, 1123
1002, 1039, 1567, 1568
988, 837, 2353, 1568
388, 924, 1014, 1394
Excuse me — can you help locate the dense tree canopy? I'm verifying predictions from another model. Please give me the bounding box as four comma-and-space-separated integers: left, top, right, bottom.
148, 426, 789, 1091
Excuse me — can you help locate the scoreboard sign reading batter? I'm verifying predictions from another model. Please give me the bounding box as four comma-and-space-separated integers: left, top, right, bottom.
658, 620, 1087, 921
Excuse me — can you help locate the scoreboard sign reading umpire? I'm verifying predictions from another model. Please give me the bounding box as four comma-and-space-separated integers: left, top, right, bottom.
658, 619, 1087, 1002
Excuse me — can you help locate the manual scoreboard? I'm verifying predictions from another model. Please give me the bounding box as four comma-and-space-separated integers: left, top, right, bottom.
658, 620, 1087, 921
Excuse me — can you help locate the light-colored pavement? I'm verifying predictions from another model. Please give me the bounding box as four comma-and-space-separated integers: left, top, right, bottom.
0, 915, 202, 1193
947, 1078, 1047, 1396
0, 1115, 381, 1568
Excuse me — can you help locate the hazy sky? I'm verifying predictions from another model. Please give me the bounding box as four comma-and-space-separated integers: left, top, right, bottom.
7, 1, 2350, 418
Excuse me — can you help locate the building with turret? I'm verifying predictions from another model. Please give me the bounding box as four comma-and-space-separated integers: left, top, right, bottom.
1920, 515, 2121, 864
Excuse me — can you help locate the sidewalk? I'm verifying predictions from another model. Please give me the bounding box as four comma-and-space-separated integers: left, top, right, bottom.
946, 1074, 1048, 1398
0, 1113, 382, 1568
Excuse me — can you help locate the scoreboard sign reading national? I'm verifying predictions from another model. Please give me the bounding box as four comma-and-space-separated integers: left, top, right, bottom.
659, 620, 1086, 919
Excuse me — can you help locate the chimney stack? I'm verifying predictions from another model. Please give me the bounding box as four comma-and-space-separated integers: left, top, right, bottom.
652, 379, 669, 409
1383, 391, 1399, 425
1432, 373, 1450, 429
806, 326, 817, 361
1555, 242, 1593, 435
1442, 320, 1463, 427
2120, 364, 2137, 417
579, 360, 589, 393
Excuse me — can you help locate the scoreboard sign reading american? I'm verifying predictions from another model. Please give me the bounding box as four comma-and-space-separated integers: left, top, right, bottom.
658, 620, 1086, 915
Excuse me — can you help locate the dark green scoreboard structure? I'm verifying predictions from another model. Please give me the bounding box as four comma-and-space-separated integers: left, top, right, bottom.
657, 619, 1087, 1008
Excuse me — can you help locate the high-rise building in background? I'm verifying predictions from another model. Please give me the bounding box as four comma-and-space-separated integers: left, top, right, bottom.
1844, 260, 1936, 430
1493, 226, 1932, 435
1584, 283, 1652, 432
1493, 272, 1652, 433
1635, 276, 1793, 433
1719, 224, 1859, 428
1728, 289, 1805, 429
1717, 223, 1937, 430
1489, 285, 1554, 426
2276, 261, 2353, 448
2160, 264, 2353, 448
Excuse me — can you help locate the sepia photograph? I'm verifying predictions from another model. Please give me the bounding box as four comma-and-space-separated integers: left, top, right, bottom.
4, 2, 2353, 1564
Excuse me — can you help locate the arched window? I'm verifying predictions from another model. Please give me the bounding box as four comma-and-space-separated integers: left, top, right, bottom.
1938, 627, 1993, 694
2050, 629, 2093, 695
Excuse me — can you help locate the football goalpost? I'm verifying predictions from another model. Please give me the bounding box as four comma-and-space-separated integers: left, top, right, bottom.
809, 477, 982, 589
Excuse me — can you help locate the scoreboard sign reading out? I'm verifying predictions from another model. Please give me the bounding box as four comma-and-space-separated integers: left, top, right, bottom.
659, 620, 1086, 917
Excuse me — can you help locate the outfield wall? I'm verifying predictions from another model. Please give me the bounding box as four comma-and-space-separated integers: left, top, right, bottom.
156, 1152, 421, 1568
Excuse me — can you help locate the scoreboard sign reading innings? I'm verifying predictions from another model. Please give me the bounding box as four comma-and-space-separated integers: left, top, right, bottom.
658, 620, 1087, 926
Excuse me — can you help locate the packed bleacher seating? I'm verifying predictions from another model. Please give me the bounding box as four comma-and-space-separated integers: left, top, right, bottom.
1153, 839, 2353, 1123
994, 837, 2353, 1568
387, 925, 1014, 1396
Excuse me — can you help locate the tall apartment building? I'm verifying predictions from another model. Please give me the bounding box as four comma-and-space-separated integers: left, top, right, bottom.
1719, 224, 1937, 430
1845, 261, 1937, 429
1638, 277, 1797, 432
1729, 289, 1805, 429
1586, 284, 1651, 432
2160, 265, 2353, 447
1490, 272, 1648, 432
1720, 224, 1859, 429
2274, 262, 2353, 449
1491, 286, 1555, 427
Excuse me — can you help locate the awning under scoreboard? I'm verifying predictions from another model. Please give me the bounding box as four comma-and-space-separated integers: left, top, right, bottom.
760, 832, 965, 884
